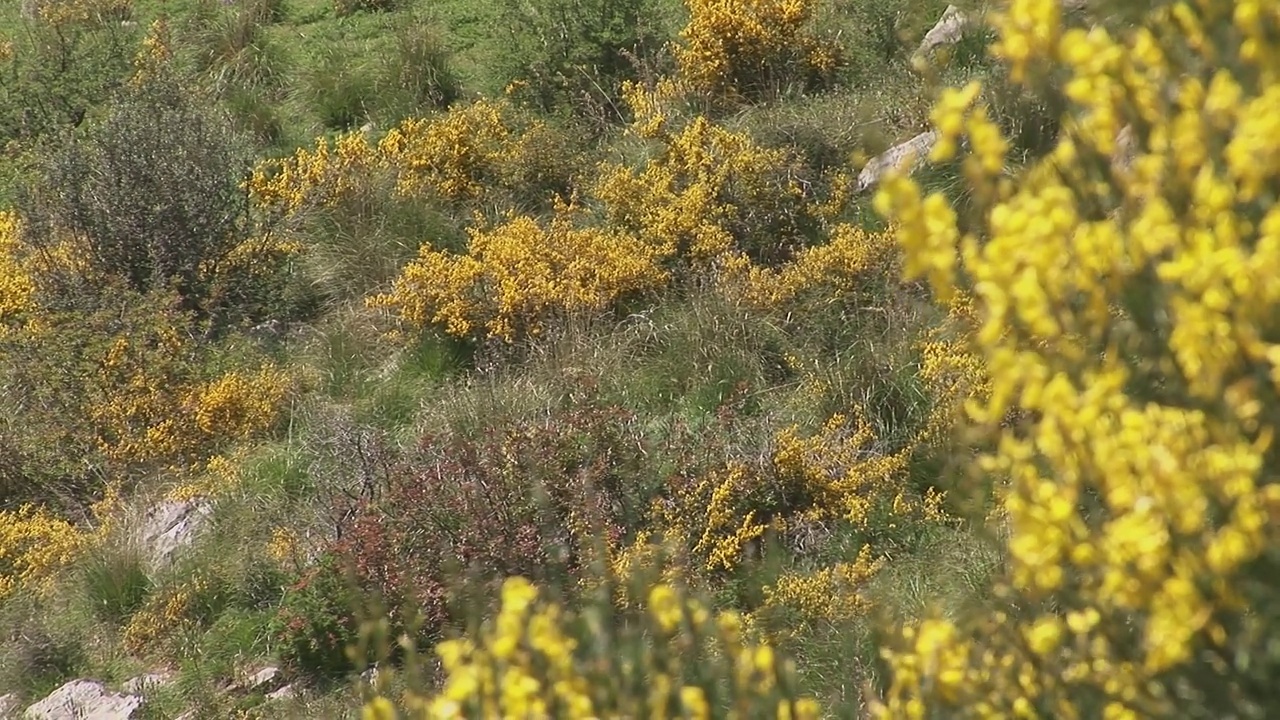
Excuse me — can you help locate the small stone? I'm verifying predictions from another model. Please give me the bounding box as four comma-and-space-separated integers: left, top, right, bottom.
265, 684, 298, 701
239, 666, 282, 693
121, 672, 172, 695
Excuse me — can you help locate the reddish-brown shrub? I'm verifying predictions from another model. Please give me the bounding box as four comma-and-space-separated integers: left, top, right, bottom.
331, 401, 655, 641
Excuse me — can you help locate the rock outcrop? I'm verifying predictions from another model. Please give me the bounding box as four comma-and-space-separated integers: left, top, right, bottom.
139, 499, 212, 569
22, 681, 140, 720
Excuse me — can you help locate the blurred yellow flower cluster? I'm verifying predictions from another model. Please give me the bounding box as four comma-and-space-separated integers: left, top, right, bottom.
873, 0, 1280, 716
361, 576, 823, 719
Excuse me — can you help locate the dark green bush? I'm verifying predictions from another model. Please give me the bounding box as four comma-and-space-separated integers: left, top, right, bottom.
491, 0, 673, 126
0, 15, 137, 144
23, 76, 256, 319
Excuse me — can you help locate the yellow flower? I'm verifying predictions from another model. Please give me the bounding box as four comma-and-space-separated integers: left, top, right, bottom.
361, 696, 397, 720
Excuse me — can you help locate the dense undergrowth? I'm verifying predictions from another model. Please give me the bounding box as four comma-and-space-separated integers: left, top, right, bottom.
1, 0, 1277, 717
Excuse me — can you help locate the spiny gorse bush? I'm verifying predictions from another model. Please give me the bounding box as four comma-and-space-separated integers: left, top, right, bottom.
248, 97, 575, 218
367, 201, 669, 341
371, 82, 861, 344
871, 0, 1280, 717
0, 285, 297, 513
0, 485, 124, 599
673, 0, 841, 103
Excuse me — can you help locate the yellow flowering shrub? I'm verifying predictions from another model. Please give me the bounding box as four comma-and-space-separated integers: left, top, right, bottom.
358, 576, 824, 719
772, 410, 917, 530
760, 545, 885, 626
370, 205, 668, 341
914, 292, 990, 447
31, 0, 131, 26
0, 278, 295, 509
129, 18, 171, 88
717, 223, 898, 308
872, 0, 1280, 716
0, 484, 124, 600
610, 406, 951, 603
673, 0, 840, 101
166, 452, 246, 503
87, 328, 293, 466
594, 113, 811, 267
376, 98, 567, 206
246, 130, 378, 217
0, 211, 35, 334
122, 571, 216, 655
247, 98, 573, 223
0, 505, 85, 598
186, 366, 293, 440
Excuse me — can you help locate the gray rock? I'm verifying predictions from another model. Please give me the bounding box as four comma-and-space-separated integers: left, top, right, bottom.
238, 666, 283, 694
140, 499, 212, 569
916, 5, 970, 57
855, 130, 939, 194
1, 694, 21, 719
23, 680, 141, 720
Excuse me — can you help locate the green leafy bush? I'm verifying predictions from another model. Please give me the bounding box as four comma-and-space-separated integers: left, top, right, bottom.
271, 552, 362, 678
20, 68, 307, 326
0, 10, 137, 144
492, 0, 673, 125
